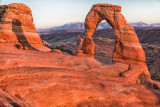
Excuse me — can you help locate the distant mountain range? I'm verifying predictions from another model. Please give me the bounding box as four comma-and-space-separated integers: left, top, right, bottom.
37, 21, 160, 33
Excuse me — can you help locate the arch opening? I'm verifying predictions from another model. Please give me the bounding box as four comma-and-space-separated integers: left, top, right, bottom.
81, 4, 118, 62
93, 20, 116, 64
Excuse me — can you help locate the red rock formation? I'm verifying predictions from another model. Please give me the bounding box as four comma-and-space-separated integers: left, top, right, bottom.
51, 49, 62, 53
0, 43, 160, 106
75, 49, 94, 58
76, 35, 83, 50
0, 3, 50, 51
15, 43, 23, 49
80, 4, 121, 58
75, 36, 95, 58
80, 3, 151, 82
0, 3, 159, 107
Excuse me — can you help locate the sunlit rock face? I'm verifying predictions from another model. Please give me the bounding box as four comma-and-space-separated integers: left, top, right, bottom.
0, 3, 159, 107
79, 3, 151, 81
0, 41, 160, 107
82, 3, 145, 63
0, 3, 50, 51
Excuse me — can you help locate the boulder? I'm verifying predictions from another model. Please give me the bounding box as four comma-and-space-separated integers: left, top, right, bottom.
51, 49, 62, 53
15, 43, 23, 49
75, 50, 94, 58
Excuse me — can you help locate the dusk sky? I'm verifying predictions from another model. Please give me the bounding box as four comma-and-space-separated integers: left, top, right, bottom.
1, 0, 160, 29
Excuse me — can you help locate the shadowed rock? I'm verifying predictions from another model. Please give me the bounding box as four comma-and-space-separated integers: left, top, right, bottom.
76, 35, 83, 50
0, 3, 159, 107
0, 3, 50, 51
0, 42, 160, 106
12, 19, 37, 50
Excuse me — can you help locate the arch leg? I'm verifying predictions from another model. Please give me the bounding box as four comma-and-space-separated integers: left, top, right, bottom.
82, 10, 103, 57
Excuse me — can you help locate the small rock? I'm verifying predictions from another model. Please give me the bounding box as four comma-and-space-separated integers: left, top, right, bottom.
0, 39, 6, 43
51, 49, 62, 53
76, 50, 83, 53
15, 43, 23, 49
24, 46, 29, 50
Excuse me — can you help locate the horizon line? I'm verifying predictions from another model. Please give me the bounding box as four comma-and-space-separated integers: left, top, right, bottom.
37, 21, 160, 29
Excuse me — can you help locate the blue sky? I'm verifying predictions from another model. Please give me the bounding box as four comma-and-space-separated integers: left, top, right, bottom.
1, 0, 160, 29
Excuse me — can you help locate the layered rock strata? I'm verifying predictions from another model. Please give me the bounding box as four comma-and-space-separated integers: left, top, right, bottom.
0, 3, 160, 106
77, 4, 152, 82
0, 43, 160, 106
0, 3, 50, 51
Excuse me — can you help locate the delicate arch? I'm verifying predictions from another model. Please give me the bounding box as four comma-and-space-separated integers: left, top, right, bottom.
82, 4, 145, 63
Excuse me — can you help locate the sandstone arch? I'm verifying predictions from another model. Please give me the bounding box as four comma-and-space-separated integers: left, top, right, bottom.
0, 3, 50, 51
80, 4, 151, 80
